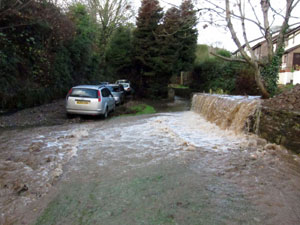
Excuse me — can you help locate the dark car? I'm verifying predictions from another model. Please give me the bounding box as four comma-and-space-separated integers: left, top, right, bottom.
106, 84, 125, 105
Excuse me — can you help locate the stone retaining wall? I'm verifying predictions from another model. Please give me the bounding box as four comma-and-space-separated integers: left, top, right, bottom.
258, 107, 300, 153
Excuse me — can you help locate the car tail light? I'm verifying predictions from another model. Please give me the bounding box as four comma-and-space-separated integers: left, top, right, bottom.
66, 88, 72, 99
98, 90, 101, 102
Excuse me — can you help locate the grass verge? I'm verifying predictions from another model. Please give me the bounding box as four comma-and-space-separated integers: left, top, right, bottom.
130, 104, 156, 115
168, 84, 189, 89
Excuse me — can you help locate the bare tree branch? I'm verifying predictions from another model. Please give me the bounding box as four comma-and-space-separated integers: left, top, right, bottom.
238, 0, 256, 61
209, 50, 247, 63
201, 0, 266, 31
248, 0, 264, 36
260, 0, 274, 60
225, 0, 252, 64
275, 0, 294, 53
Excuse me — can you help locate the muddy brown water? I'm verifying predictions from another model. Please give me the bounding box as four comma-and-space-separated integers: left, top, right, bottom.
1, 96, 300, 225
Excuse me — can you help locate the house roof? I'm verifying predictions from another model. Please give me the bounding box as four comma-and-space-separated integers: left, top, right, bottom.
232, 25, 300, 54
284, 44, 300, 54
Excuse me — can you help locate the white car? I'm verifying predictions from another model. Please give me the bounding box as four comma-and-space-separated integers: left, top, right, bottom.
66, 85, 115, 118
115, 79, 130, 85
121, 83, 132, 95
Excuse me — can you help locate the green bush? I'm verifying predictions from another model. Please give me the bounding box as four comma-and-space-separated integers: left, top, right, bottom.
192, 57, 259, 95
0, 2, 103, 110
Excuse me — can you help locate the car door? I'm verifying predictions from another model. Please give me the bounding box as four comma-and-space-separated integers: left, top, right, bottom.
102, 88, 114, 110
118, 85, 125, 103
107, 89, 115, 110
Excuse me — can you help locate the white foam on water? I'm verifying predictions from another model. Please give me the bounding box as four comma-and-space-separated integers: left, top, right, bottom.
149, 111, 247, 152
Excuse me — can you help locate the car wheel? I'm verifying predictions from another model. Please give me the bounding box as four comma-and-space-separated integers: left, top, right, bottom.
66, 113, 75, 119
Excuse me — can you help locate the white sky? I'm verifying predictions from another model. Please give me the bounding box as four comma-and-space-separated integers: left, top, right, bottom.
132, 0, 300, 52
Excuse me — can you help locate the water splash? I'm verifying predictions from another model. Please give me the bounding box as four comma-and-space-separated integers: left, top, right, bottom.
191, 94, 261, 134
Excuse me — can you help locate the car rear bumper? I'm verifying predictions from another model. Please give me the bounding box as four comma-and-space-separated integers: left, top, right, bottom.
66, 108, 105, 115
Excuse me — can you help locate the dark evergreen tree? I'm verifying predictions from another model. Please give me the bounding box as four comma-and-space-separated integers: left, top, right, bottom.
158, 0, 198, 82
160, 7, 182, 76
105, 25, 133, 80
132, 0, 164, 97
177, 0, 198, 72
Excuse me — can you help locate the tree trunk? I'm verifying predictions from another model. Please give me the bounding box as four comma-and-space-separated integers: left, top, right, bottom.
253, 63, 270, 99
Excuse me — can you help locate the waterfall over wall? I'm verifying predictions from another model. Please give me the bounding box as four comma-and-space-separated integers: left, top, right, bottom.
191, 94, 261, 134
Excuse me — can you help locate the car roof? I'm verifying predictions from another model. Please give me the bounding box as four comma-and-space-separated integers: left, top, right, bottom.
73, 85, 105, 89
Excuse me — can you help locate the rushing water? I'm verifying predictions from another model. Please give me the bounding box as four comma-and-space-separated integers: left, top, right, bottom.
192, 94, 261, 133
0, 96, 300, 225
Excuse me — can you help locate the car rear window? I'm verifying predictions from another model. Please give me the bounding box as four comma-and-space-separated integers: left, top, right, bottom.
70, 88, 98, 98
108, 86, 120, 92
101, 88, 111, 97
123, 84, 129, 88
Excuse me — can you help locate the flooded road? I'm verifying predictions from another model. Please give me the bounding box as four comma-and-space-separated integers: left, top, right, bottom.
1, 98, 300, 225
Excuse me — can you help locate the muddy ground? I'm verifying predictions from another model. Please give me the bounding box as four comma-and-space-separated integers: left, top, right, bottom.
1, 97, 300, 225
0, 97, 190, 129
263, 84, 300, 111
0, 99, 136, 129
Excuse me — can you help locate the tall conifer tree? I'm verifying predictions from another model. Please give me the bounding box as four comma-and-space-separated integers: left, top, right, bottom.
133, 0, 164, 96
178, 0, 198, 72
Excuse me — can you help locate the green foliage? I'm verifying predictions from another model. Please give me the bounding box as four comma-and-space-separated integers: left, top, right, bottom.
177, 0, 198, 72
130, 104, 156, 115
159, 7, 181, 77
194, 44, 210, 64
105, 26, 133, 80
216, 49, 231, 58
192, 45, 261, 95
261, 48, 284, 96
132, 0, 164, 96
0, 2, 102, 110
132, 0, 198, 97
67, 3, 101, 84
192, 57, 259, 95
234, 66, 259, 95
0, 0, 202, 109
51, 45, 73, 96
0, 1, 58, 109
169, 84, 189, 89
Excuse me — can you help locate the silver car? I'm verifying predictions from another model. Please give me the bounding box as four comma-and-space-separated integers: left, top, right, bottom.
66, 85, 115, 118
106, 84, 125, 105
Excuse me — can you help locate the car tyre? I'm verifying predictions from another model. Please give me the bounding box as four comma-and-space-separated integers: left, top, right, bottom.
66, 113, 75, 119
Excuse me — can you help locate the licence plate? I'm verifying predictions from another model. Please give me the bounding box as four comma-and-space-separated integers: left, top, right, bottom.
76, 101, 90, 104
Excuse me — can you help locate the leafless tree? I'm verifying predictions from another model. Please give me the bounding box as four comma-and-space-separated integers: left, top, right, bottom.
198, 0, 300, 98
80, 0, 133, 51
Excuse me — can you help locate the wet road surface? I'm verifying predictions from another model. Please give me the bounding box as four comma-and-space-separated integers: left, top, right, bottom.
1, 105, 300, 224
